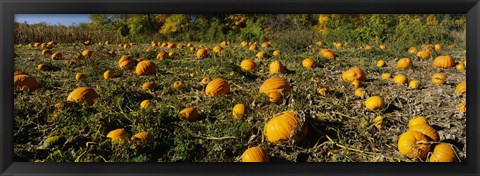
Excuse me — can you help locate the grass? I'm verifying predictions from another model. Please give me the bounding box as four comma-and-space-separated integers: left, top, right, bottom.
14, 41, 466, 162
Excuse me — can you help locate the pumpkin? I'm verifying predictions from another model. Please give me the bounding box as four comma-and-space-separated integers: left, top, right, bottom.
354, 88, 366, 98
131, 131, 154, 144
186, 43, 193, 47
249, 45, 258, 51
429, 143, 456, 162
379, 44, 386, 50
408, 80, 421, 89
232, 104, 246, 119
397, 130, 431, 159
316, 41, 323, 46
107, 128, 129, 142
364, 45, 373, 50
372, 116, 383, 130
263, 111, 308, 143
135, 61, 157, 76
316, 87, 328, 96
397, 58, 412, 69
381, 73, 392, 80
37, 64, 47, 71
167, 43, 176, 48
119, 56, 132, 64
434, 44, 442, 51
259, 77, 291, 94
456, 63, 465, 71
393, 74, 408, 85
365, 96, 385, 111
103, 70, 115, 79
167, 52, 175, 57
409, 124, 439, 141
196, 49, 208, 58
140, 100, 151, 109
311, 76, 321, 83
256, 51, 267, 59
431, 73, 447, 85
82, 50, 94, 57
433, 56, 455, 69
119, 60, 135, 70
341, 67, 366, 83
66, 87, 100, 105
240, 59, 256, 71
205, 78, 230, 96
272, 50, 282, 56
408, 47, 418, 53
51, 52, 62, 60
408, 116, 428, 128
75, 73, 87, 81
173, 81, 183, 89
41, 49, 53, 56
302, 58, 315, 68
156, 52, 168, 60
322, 51, 336, 60
34, 42, 41, 47
241, 41, 248, 47
351, 80, 361, 89
458, 101, 466, 113
142, 82, 155, 91
333, 42, 343, 48
241, 146, 269, 162
376, 60, 385, 67
42, 136, 65, 149
14, 75, 39, 91
319, 49, 331, 55
201, 77, 211, 85
266, 90, 284, 104
269, 60, 285, 74
213, 46, 223, 53
179, 107, 199, 122
455, 81, 466, 95
261, 42, 270, 48
161, 42, 167, 47
416, 51, 431, 59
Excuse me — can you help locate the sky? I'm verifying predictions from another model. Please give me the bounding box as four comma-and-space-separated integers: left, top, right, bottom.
15, 14, 92, 26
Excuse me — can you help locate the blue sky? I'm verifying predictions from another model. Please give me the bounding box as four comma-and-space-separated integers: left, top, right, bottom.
15, 14, 92, 26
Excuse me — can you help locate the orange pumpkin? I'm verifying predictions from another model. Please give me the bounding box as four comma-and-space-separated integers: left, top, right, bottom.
397, 130, 431, 159
196, 49, 208, 58
256, 51, 267, 59
354, 88, 366, 99
381, 73, 392, 80
272, 50, 282, 56
241, 146, 269, 162
397, 58, 412, 69
429, 143, 456, 162
135, 61, 157, 76
201, 77, 211, 85
173, 81, 183, 89
51, 52, 62, 60
107, 128, 129, 142
41, 49, 53, 56
302, 58, 316, 68
103, 70, 115, 79
455, 81, 466, 95
376, 60, 385, 67
156, 52, 169, 60
75, 73, 87, 81
179, 107, 199, 122
37, 64, 47, 71
259, 77, 291, 94
433, 56, 455, 69
458, 101, 466, 113
416, 51, 431, 59
131, 131, 154, 144
408, 116, 428, 128
205, 78, 230, 96
140, 100, 152, 109
408, 80, 421, 89
142, 82, 156, 91
341, 67, 366, 83
14, 74, 40, 91
66, 87, 100, 105
408, 47, 418, 54
269, 60, 285, 74
82, 50, 94, 57
321, 51, 336, 60
264, 111, 308, 143
213, 46, 223, 53
431, 73, 447, 85
393, 74, 408, 85
365, 96, 385, 111
409, 124, 439, 141
119, 60, 135, 70
232, 104, 246, 119
249, 45, 258, 51
240, 59, 256, 71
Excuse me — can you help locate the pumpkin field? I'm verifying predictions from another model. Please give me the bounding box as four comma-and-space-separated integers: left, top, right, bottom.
14, 14, 466, 162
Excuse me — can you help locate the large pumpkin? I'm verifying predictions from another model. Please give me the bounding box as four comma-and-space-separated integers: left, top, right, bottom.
14, 74, 40, 91
269, 60, 285, 74
341, 67, 366, 83
259, 77, 291, 94
135, 61, 157, 76
431, 73, 447, 85
365, 96, 385, 111
455, 81, 466, 95
179, 107, 199, 122
240, 59, 256, 71
409, 124, 439, 142
408, 116, 428, 128
66, 87, 100, 105
429, 143, 456, 162
205, 78, 230, 96
397, 58, 412, 69
433, 56, 455, 69
264, 111, 308, 143
241, 146, 269, 162
397, 130, 431, 159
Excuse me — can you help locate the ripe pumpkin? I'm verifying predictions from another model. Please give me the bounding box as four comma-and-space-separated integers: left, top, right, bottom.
119, 60, 135, 70
429, 143, 456, 162
213, 46, 223, 53
316, 41, 323, 46
458, 101, 466, 113
409, 124, 439, 141
269, 60, 285, 74
408, 116, 428, 128
259, 77, 291, 94
351, 80, 361, 89
333, 42, 343, 48
75, 73, 87, 81
379, 44, 386, 50
241, 146, 269, 162
302, 58, 316, 68
240, 59, 256, 71
342, 67, 366, 83
377, 60, 385, 67
201, 77, 211, 85
66, 87, 100, 105
397, 58, 412, 69
456, 63, 465, 71
179, 107, 199, 122
140, 100, 151, 109
107, 128, 129, 142
316, 87, 328, 96
41, 49, 53, 56
381, 73, 392, 80
393, 74, 408, 85
256, 51, 267, 59
173, 81, 183, 89
455, 81, 466, 95
408, 80, 421, 89
37, 64, 47, 71
51, 52, 62, 60
232, 104, 246, 119
397, 130, 431, 159
264, 111, 308, 143
205, 78, 230, 96
142, 82, 155, 91
241, 41, 248, 47
135, 61, 157, 76
266, 90, 284, 104
408, 47, 418, 54
364, 45, 373, 50
82, 50, 94, 57
434, 44, 442, 51
322, 51, 336, 60
416, 51, 431, 59
103, 70, 115, 79
431, 73, 447, 85
196, 49, 208, 58
261, 42, 270, 48
249, 45, 258, 51
131, 131, 154, 144
433, 56, 455, 69
14, 75, 39, 91
354, 88, 366, 99
166, 43, 176, 48
272, 50, 282, 56
186, 43, 193, 47
365, 96, 385, 111
156, 52, 168, 60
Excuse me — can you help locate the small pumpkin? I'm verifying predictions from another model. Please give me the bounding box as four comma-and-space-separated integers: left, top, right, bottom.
156, 52, 169, 60
322, 51, 336, 60
37, 64, 47, 71
173, 81, 183, 89
272, 50, 282, 56
333, 42, 343, 48
263, 111, 308, 143
119, 60, 135, 70
256, 51, 267, 59
397, 58, 412, 69
456, 63, 465, 71
455, 81, 466, 95
266, 90, 284, 104
364, 45, 373, 50
131, 131, 155, 144
240, 59, 256, 71
408, 116, 428, 128
249, 45, 258, 51
51, 52, 62, 60
201, 77, 211, 85
241, 41, 248, 47
135, 61, 157, 76
166, 43, 176, 48
316, 41, 323, 46
41, 49, 53, 56
261, 42, 270, 48
379, 44, 386, 50
416, 51, 431, 59
269, 60, 285, 74
232, 103, 246, 119
316, 87, 328, 96
302, 58, 316, 68
429, 143, 456, 162
372, 116, 383, 130
107, 128, 129, 142
409, 124, 439, 141
351, 80, 361, 89
376, 60, 385, 67
393, 74, 408, 85
259, 77, 291, 94
408, 80, 421, 89
179, 107, 199, 122
397, 130, 431, 159
82, 50, 94, 57
196, 48, 208, 58
354, 88, 366, 99
74, 53, 85, 60
75, 73, 87, 81
241, 146, 269, 162
140, 100, 151, 109
408, 47, 418, 54
365, 96, 385, 111
434, 44, 442, 51
103, 70, 115, 79
14, 74, 39, 91
341, 67, 366, 83
142, 82, 155, 91
381, 73, 392, 80
431, 73, 447, 85
213, 46, 223, 53
205, 78, 230, 96
433, 56, 455, 69
66, 87, 100, 105
458, 101, 466, 113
